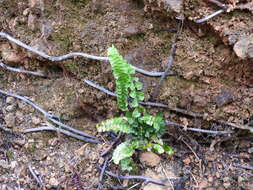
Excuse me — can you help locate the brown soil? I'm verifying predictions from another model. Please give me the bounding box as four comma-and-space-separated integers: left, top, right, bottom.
0, 0, 252, 189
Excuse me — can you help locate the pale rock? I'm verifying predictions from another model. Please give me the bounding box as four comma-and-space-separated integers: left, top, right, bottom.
5, 104, 17, 112
140, 151, 161, 167
6, 97, 15, 104
4, 113, 16, 128
49, 177, 59, 187
233, 35, 253, 59
31, 116, 41, 125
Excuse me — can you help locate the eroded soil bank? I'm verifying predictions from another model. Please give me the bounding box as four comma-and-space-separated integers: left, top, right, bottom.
0, 0, 252, 189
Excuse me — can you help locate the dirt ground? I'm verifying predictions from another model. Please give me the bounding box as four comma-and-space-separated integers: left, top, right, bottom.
0, 0, 252, 189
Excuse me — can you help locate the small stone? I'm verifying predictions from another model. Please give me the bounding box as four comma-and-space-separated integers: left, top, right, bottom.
5, 104, 17, 112
31, 116, 41, 125
223, 182, 231, 189
6, 97, 15, 104
4, 113, 16, 128
214, 89, 234, 107
49, 177, 59, 187
238, 176, 244, 183
139, 152, 161, 167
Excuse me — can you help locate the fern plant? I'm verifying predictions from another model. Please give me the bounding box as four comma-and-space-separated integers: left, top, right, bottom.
97, 45, 173, 171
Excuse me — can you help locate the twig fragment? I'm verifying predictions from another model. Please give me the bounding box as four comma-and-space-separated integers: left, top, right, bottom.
150, 18, 184, 101
0, 89, 99, 143
83, 79, 202, 118
28, 164, 43, 188
0, 32, 170, 77
95, 164, 166, 186
101, 135, 121, 157
24, 124, 100, 144
97, 157, 109, 190
234, 164, 253, 171
0, 61, 48, 77
166, 121, 234, 135
195, 9, 225, 23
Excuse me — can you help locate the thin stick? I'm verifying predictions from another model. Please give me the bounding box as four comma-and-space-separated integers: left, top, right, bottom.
48, 117, 96, 139
95, 164, 166, 186
24, 125, 100, 144
166, 121, 234, 135
0, 89, 98, 140
0, 32, 169, 77
83, 79, 253, 133
100, 135, 121, 157
234, 164, 253, 171
0, 61, 48, 77
28, 164, 43, 188
83, 79, 202, 118
207, 0, 227, 8
0, 89, 54, 118
97, 157, 109, 190
195, 9, 224, 23
150, 19, 184, 101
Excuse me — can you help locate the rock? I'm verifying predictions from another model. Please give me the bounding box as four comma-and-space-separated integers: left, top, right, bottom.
49, 177, 59, 187
31, 116, 41, 125
214, 89, 234, 107
233, 35, 253, 59
0, 43, 23, 64
5, 104, 17, 112
4, 113, 16, 128
6, 97, 15, 104
123, 24, 141, 37
140, 151, 161, 167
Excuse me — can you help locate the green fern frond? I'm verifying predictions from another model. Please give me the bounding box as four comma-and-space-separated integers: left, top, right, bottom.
107, 45, 135, 111
96, 117, 134, 134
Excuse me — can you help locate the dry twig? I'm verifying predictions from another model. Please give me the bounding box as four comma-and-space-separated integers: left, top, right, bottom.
28, 164, 43, 188
24, 124, 100, 144
0, 32, 170, 77
95, 164, 166, 186
150, 18, 184, 101
97, 157, 109, 190
0, 89, 99, 143
0, 61, 48, 77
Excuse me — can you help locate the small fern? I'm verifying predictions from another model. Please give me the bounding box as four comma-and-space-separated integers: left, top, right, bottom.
97, 45, 173, 171
107, 46, 144, 111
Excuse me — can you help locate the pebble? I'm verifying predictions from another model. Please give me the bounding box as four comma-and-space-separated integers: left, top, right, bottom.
4, 113, 16, 127
49, 177, 59, 187
6, 97, 15, 104
139, 152, 161, 167
31, 116, 41, 125
5, 104, 17, 112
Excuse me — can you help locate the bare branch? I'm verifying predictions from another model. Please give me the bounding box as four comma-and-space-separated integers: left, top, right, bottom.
24, 125, 100, 144
28, 164, 43, 188
166, 121, 234, 135
195, 9, 224, 23
0, 89, 99, 142
0, 32, 172, 77
150, 18, 184, 101
95, 164, 166, 186
0, 61, 48, 77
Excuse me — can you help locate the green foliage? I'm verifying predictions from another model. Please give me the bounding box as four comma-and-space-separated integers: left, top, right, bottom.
97, 45, 173, 171
107, 46, 144, 111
